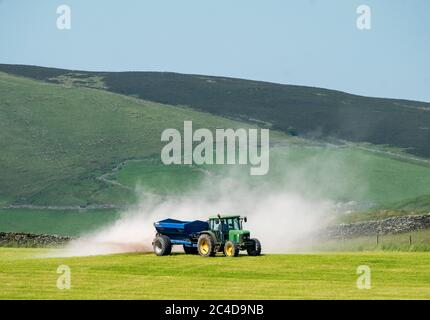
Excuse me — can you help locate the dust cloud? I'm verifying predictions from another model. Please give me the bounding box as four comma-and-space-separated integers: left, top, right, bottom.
58, 172, 336, 257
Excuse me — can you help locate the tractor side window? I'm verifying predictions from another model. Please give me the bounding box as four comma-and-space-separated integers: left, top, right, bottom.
214, 220, 220, 231
220, 220, 227, 232
226, 218, 237, 230
233, 218, 240, 230
226, 219, 232, 230
227, 218, 240, 230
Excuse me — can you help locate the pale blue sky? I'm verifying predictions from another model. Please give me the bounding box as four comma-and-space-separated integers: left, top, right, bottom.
0, 0, 429, 102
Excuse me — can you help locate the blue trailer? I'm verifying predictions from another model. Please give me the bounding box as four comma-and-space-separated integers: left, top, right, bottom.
152, 218, 209, 255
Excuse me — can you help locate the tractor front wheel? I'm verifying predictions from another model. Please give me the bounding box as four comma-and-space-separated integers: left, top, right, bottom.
153, 235, 172, 256
247, 238, 261, 256
197, 234, 215, 257
224, 240, 239, 257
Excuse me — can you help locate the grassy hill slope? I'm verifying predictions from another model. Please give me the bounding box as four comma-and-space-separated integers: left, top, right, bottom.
0, 72, 266, 207
0, 208, 119, 236
1, 64, 430, 158
112, 146, 430, 207
1, 65, 430, 237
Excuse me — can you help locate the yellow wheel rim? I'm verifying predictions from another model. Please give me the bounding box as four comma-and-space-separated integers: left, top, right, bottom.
200, 239, 209, 254
225, 244, 233, 256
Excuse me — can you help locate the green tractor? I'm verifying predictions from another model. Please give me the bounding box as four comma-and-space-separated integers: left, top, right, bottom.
197, 214, 261, 257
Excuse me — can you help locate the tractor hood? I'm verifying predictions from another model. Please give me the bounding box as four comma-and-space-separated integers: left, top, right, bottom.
229, 229, 250, 243
231, 230, 250, 235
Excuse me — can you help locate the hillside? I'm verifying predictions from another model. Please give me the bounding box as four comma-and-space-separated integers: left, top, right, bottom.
1, 65, 430, 237
1, 64, 430, 158
0, 72, 264, 207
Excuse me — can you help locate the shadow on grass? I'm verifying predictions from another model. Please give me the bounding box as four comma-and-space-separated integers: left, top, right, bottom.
167, 252, 265, 258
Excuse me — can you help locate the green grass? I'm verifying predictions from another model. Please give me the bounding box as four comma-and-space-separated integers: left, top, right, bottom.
111, 159, 207, 194
392, 194, 430, 212
267, 146, 430, 206
111, 145, 430, 207
337, 193, 430, 224
1, 248, 430, 299
310, 229, 430, 252
0, 72, 276, 206
0, 208, 119, 237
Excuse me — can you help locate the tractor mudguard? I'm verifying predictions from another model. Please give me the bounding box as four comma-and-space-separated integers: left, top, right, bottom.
198, 230, 219, 244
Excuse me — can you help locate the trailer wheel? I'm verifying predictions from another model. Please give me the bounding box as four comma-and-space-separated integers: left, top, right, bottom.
197, 234, 215, 257
183, 245, 198, 254
153, 235, 172, 256
247, 238, 261, 256
224, 240, 239, 257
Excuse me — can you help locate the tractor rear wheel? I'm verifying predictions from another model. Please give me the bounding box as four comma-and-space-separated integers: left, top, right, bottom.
183, 245, 198, 254
197, 234, 215, 257
247, 238, 261, 256
153, 235, 172, 256
224, 240, 239, 257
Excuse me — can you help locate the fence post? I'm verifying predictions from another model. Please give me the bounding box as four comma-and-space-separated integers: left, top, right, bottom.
409, 235, 412, 246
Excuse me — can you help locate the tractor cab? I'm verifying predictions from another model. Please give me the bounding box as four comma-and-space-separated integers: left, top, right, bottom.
208, 214, 250, 245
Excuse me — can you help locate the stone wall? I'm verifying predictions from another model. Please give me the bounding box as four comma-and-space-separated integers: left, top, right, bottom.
323, 214, 430, 239
0, 232, 73, 247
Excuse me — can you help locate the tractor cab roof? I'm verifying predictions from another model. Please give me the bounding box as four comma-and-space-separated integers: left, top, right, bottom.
208, 215, 241, 220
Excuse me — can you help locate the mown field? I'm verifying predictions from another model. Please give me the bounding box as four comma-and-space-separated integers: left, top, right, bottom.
1, 248, 430, 299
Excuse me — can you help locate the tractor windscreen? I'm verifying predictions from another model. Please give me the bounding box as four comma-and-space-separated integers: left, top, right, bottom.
225, 217, 241, 230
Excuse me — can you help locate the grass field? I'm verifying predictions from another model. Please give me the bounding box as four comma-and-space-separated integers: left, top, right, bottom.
257, 146, 430, 207
1, 248, 430, 299
112, 146, 430, 206
111, 159, 207, 195
309, 229, 430, 252
0, 208, 119, 237
0, 72, 273, 207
